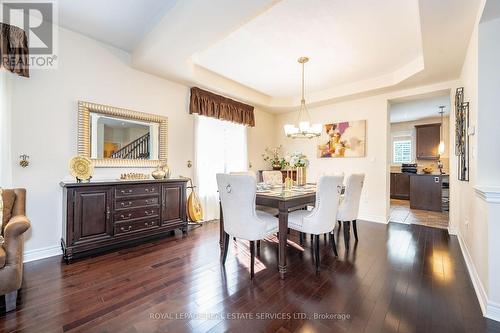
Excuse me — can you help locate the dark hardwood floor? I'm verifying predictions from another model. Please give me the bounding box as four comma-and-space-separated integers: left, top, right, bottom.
1, 221, 499, 333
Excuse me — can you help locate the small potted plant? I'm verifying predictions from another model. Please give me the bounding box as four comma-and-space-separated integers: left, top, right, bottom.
262, 146, 288, 170
289, 152, 309, 186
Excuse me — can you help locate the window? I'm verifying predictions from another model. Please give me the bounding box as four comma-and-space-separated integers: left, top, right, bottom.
194, 115, 248, 220
393, 140, 412, 164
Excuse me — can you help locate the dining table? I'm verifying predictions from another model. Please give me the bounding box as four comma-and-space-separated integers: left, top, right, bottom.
219, 185, 317, 280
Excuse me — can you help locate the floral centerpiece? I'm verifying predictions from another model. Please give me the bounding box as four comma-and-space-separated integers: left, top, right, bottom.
289, 152, 309, 168
262, 146, 288, 170
288, 152, 309, 186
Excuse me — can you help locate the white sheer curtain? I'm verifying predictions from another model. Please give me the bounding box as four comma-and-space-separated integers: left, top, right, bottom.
194, 115, 248, 221
0, 71, 12, 187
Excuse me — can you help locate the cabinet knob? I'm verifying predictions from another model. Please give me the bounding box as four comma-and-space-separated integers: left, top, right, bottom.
121, 189, 133, 194
144, 221, 155, 227
145, 210, 154, 216
121, 201, 132, 207
120, 226, 132, 232
106, 206, 110, 220
120, 213, 133, 220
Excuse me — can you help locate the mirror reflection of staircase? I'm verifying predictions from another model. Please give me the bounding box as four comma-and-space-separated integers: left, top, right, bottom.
110, 133, 150, 159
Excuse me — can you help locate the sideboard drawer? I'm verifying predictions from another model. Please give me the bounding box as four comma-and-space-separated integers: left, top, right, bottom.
114, 207, 160, 222
114, 218, 160, 236
115, 184, 160, 198
115, 197, 159, 210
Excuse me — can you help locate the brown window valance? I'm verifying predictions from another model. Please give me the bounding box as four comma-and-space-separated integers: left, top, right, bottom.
189, 87, 255, 127
0, 23, 29, 78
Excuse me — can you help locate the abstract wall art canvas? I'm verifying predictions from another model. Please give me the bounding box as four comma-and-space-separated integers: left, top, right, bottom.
317, 120, 366, 158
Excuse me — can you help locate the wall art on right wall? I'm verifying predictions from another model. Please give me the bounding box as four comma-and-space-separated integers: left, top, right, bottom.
455, 87, 469, 181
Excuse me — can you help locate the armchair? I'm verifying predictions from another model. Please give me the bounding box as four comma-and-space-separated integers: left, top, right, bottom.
1, 188, 30, 312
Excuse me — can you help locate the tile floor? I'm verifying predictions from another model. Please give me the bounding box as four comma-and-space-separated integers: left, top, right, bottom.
390, 199, 449, 229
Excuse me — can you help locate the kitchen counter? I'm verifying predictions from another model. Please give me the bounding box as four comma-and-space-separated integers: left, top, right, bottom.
390, 172, 448, 176
390, 173, 447, 211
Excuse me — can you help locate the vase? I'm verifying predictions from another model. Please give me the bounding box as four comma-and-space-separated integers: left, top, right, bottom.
152, 167, 166, 179
272, 162, 282, 170
296, 167, 306, 186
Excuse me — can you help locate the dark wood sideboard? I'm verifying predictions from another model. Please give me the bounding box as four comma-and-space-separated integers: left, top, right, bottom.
60, 179, 188, 263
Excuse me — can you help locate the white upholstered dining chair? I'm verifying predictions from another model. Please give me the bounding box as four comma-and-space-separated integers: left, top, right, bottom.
287, 175, 344, 272
262, 170, 283, 185
217, 174, 278, 279
337, 174, 365, 250
230, 171, 279, 216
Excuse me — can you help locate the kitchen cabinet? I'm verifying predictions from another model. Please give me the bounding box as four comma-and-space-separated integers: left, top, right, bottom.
390, 173, 410, 200
416, 123, 441, 160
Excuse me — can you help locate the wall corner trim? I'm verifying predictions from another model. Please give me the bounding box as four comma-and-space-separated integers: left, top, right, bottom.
474, 186, 500, 203
24, 245, 62, 263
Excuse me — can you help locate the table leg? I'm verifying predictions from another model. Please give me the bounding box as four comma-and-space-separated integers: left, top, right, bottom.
278, 202, 288, 279
219, 201, 224, 256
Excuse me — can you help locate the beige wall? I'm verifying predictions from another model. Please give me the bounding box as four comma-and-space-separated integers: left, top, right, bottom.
449, 0, 488, 309
248, 108, 277, 171
8, 26, 274, 259
275, 95, 390, 223
449, 0, 500, 320
274, 81, 458, 224
390, 116, 450, 173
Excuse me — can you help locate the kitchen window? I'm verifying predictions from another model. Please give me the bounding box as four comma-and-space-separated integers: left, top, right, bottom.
393, 140, 412, 164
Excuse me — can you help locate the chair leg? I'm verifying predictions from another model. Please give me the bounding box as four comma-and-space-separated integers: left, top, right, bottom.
353, 220, 358, 241
222, 233, 230, 265
287, 228, 290, 234
338, 220, 342, 229
5, 290, 18, 312
330, 232, 338, 257
256, 240, 261, 252
314, 235, 320, 272
299, 232, 304, 245
250, 241, 255, 279
310, 234, 313, 243
343, 221, 351, 250
324, 233, 327, 242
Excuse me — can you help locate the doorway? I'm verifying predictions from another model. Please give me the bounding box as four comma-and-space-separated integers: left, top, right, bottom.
387, 91, 451, 229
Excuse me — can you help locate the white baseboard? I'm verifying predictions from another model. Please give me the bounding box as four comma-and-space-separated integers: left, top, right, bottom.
487, 301, 500, 322
457, 231, 500, 322
23, 245, 62, 263
358, 213, 388, 224
485, 302, 500, 321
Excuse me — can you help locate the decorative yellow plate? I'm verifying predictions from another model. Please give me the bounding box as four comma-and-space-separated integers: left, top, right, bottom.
69, 156, 93, 181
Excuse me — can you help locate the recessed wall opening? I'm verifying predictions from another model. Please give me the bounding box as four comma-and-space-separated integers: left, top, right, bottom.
387, 90, 451, 229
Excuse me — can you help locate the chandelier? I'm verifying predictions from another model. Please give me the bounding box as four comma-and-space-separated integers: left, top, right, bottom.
283, 57, 322, 139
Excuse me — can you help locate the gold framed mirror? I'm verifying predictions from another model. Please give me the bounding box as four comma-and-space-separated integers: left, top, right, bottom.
77, 101, 167, 168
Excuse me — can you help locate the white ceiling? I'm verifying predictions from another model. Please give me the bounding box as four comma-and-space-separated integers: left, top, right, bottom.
56, 0, 178, 51
51, 0, 481, 110
390, 93, 451, 123
193, 0, 422, 98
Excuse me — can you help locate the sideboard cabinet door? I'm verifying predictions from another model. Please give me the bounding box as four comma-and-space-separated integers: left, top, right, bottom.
161, 184, 185, 226
73, 186, 113, 244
